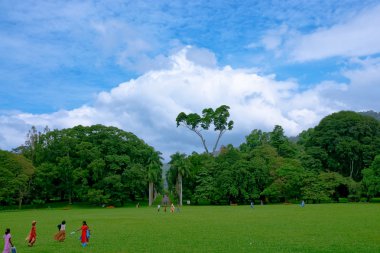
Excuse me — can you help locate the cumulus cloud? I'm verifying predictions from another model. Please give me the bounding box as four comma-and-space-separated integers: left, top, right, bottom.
1, 46, 378, 159
332, 57, 380, 111
288, 4, 380, 61
260, 25, 290, 52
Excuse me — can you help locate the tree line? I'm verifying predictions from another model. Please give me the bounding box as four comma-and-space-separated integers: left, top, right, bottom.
1, 109, 380, 208
167, 110, 380, 205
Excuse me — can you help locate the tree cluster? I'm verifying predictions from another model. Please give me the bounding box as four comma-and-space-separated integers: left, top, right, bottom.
167, 111, 380, 204
1, 125, 162, 207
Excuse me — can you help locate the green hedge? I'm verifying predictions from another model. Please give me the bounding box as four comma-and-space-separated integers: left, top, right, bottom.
369, 197, 380, 203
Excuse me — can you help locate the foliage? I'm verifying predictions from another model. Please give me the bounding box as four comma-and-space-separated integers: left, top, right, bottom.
303, 111, 380, 180
2, 110, 380, 207
0, 150, 34, 208
362, 155, 380, 199
12, 124, 162, 206
172, 116, 380, 205
168, 152, 191, 205
176, 105, 234, 153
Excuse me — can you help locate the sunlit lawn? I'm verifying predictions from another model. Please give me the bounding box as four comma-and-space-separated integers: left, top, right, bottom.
0, 203, 379, 252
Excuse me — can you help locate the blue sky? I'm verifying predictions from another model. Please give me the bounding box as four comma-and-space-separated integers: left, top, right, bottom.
1, 0, 380, 159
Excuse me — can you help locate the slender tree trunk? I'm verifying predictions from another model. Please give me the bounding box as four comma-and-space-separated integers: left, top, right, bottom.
68, 188, 72, 205
212, 130, 225, 153
195, 131, 209, 154
18, 190, 23, 209
349, 159, 354, 178
149, 182, 154, 206
178, 174, 183, 206
185, 125, 209, 153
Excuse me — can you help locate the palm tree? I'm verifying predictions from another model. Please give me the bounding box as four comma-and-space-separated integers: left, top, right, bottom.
169, 152, 190, 206
147, 151, 162, 206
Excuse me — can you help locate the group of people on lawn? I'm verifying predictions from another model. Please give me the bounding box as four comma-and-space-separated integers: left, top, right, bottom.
2, 220, 90, 253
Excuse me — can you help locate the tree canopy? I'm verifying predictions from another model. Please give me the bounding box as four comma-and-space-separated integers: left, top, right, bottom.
176, 105, 234, 154
11, 124, 162, 206
303, 111, 380, 180
0, 150, 34, 208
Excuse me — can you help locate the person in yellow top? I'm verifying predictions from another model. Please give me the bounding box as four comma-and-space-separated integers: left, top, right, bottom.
170, 203, 175, 213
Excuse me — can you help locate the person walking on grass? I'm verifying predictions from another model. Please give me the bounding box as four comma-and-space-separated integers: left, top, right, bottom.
76, 221, 90, 247
54, 220, 66, 242
26, 221, 37, 247
3, 228, 13, 253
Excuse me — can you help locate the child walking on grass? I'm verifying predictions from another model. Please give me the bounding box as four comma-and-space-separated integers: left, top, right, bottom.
54, 220, 66, 242
3, 228, 14, 253
26, 221, 37, 247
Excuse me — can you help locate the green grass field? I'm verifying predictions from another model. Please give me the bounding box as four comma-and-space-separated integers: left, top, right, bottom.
0, 203, 379, 253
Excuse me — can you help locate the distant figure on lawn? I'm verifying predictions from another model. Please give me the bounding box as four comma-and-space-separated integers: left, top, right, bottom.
170, 203, 175, 213
300, 200, 305, 207
250, 201, 254, 208
157, 204, 161, 212
54, 220, 66, 242
3, 228, 14, 253
76, 221, 90, 247
26, 220, 37, 247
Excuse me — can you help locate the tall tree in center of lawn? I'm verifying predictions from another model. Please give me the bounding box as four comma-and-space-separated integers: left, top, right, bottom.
147, 150, 163, 206
176, 105, 234, 154
169, 152, 190, 206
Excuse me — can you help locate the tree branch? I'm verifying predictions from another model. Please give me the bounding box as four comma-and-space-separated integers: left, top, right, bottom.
182, 123, 209, 153
212, 129, 225, 153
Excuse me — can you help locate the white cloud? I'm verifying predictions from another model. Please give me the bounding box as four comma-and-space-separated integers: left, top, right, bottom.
1, 46, 378, 160
335, 57, 380, 111
288, 4, 380, 61
261, 25, 289, 51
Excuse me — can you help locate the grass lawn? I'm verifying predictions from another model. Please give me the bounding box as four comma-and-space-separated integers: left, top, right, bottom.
0, 203, 379, 253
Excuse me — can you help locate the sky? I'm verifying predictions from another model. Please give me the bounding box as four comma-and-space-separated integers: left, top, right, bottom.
1, 0, 380, 160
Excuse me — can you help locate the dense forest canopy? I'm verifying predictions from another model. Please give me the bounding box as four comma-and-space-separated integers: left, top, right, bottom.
2, 125, 162, 207
167, 111, 380, 204
0, 150, 34, 208
1, 111, 380, 207
303, 111, 380, 180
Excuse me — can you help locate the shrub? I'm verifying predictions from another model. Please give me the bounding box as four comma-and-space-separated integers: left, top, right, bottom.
369, 197, 380, 203
338, 198, 348, 203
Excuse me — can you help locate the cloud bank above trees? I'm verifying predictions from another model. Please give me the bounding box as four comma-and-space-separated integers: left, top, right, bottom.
1, 46, 378, 159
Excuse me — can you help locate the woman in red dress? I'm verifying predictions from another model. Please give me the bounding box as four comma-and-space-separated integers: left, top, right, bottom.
76, 221, 90, 247
26, 221, 37, 246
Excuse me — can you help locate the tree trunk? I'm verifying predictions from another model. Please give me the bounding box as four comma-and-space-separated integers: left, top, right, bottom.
349, 159, 354, 178
178, 174, 183, 206
149, 182, 154, 206
68, 190, 72, 205
195, 131, 209, 153
18, 190, 23, 209
212, 130, 225, 153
